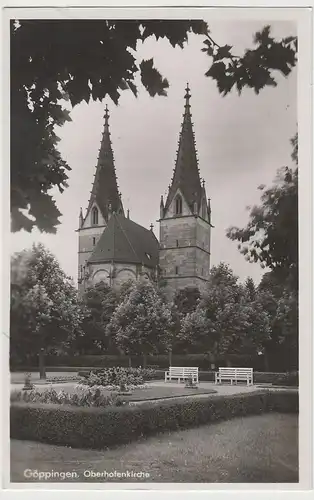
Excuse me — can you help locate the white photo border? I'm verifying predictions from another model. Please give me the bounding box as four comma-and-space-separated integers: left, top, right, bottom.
1, 1, 313, 498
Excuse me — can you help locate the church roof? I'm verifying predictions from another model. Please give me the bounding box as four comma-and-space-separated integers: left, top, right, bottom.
88, 213, 159, 268
85, 105, 124, 223
164, 84, 204, 214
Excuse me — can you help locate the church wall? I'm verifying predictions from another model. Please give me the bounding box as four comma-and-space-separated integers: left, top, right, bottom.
160, 216, 197, 248
114, 265, 137, 287
195, 247, 211, 279
78, 228, 104, 254
159, 213, 211, 297
79, 261, 156, 294
162, 276, 209, 299
159, 247, 196, 278
78, 225, 106, 294
195, 217, 211, 252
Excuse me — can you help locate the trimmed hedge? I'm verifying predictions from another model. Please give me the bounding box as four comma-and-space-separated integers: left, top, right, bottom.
78, 369, 298, 386
10, 390, 298, 450
12, 367, 299, 387
21, 353, 263, 371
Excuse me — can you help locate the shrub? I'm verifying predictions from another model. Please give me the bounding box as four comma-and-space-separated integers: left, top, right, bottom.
10, 390, 297, 450
271, 371, 299, 387
82, 367, 155, 388
10, 386, 119, 408
266, 390, 299, 413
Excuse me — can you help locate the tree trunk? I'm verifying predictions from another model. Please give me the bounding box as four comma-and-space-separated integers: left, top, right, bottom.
143, 353, 147, 369
39, 348, 46, 379
128, 356, 132, 368
168, 350, 172, 366
264, 352, 269, 372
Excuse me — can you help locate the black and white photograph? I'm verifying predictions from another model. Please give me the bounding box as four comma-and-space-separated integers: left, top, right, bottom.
4, 4, 313, 490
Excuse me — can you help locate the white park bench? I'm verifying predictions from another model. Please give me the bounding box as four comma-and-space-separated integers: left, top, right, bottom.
165, 366, 199, 384
215, 367, 253, 386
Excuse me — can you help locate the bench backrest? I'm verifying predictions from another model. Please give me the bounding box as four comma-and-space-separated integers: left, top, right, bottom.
218, 367, 253, 375
169, 366, 198, 375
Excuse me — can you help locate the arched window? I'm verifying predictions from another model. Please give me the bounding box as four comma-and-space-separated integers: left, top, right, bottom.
175, 195, 182, 215
92, 207, 98, 225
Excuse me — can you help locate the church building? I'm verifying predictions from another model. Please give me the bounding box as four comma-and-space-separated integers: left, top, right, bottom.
77, 84, 213, 297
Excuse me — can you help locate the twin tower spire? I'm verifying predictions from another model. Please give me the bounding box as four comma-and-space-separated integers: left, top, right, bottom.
162, 83, 206, 217
82, 84, 206, 226
82, 104, 124, 226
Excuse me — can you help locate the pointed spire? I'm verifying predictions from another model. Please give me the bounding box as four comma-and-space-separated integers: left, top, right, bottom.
164, 84, 203, 215
184, 82, 191, 107
160, 195, 164, 218
86, 105, 124, 223
79, 207, 83, 228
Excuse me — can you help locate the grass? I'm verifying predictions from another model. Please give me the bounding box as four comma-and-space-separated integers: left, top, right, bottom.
10, 413, 298, 483
121, 386, 216, 401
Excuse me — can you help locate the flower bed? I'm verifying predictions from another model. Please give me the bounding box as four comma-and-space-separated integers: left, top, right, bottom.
10, 386, 121, 407
10, 390, 298, 450
81, 367, 155, 388
46, 376, 81, 383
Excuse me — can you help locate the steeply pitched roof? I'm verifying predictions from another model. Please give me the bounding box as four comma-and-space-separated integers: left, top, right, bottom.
164, 84, 204, 214
88, 213, 159, 268
85, 105, 124, 223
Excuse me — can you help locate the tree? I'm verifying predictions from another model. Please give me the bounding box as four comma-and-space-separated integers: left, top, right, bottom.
10, 243, 83, 371
179, 263, 271, 362
244, 277, 257, 301
173, 286, 201, 316
77, 281, 119, 354
257, 272, 298, 371
227, 136, 298, 293
275, 290, 298, 369
11, 20, 297, 233
107, 281, 173, 366
170, 286, 201, 353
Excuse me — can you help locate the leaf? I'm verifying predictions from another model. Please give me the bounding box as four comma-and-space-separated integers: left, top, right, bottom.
213, 44, 233, 61
205, 61, 226, 79
140, 59, 169, 97
202, 39, 214, 56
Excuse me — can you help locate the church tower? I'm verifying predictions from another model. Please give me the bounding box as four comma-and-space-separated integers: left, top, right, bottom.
159, 84, 212, 297
77, 105, 124, 293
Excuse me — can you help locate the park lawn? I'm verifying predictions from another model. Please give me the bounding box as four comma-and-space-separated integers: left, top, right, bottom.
121, 386, 217, 401
10, 413, 298, 483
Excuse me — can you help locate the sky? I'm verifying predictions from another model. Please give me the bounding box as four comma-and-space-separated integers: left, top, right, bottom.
10, 18, 297, 285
